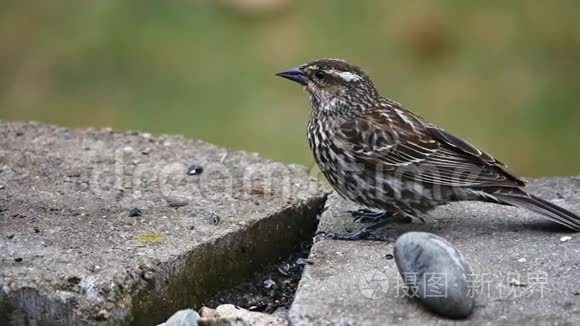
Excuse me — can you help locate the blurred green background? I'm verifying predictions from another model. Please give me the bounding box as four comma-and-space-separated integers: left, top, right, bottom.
1, 0, 579, 176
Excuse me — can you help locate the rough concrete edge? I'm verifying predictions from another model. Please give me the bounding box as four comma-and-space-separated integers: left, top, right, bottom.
0, 120, 274, 160
130, 194, 327, 325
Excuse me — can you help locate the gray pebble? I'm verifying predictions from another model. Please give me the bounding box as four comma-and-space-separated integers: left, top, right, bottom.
157, 309, 199, 326
394, 232, 473, 319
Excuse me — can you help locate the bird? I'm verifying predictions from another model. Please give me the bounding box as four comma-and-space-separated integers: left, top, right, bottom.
276, 58, 580, 240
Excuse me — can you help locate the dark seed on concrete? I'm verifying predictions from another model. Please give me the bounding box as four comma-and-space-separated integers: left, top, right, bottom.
394, 232, 474, 319
6, 234, 14, 239
33, 227, 40, 233
128, 208, 142, 217
168, 201, 188, 208
14, 257, 23, 262
187, 164, 203, 176
385, 253, 394, 260
207, 213, 220, 225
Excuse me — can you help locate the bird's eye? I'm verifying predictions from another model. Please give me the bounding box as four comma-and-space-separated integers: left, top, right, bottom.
314, 71, 326, 80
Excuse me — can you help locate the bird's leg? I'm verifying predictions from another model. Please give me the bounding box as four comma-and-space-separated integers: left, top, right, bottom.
349, 208, 389, 223
317, 219, 395, 242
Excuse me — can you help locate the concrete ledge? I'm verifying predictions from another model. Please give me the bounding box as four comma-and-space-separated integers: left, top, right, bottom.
290, 178, 580, 325
0, 122, 326, 325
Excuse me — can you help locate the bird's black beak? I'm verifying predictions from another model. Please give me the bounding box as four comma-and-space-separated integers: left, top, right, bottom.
276, 67, 308, 86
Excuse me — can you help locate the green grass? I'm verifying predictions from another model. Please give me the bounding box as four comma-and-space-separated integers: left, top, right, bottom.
1, 0, 579, 176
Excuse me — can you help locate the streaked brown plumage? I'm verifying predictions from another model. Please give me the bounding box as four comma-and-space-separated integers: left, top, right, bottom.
277, 58, 580, 240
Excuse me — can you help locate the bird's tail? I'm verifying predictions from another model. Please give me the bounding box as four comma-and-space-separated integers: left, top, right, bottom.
493, 190, 580, 231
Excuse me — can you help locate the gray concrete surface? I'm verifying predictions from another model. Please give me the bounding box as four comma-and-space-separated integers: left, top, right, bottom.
0, 122, 326, 325
290, 178, 580, 325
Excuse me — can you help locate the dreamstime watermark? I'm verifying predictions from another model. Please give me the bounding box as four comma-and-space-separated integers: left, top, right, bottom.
358, 270, 549, 300
86, 146, 323, 206
84, 143, 506, 208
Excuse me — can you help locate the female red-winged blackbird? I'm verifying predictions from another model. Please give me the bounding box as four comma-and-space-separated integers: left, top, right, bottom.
277, 58, 580, 240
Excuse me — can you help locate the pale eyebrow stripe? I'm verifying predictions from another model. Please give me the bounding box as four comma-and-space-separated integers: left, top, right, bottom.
327, 69, 363, 82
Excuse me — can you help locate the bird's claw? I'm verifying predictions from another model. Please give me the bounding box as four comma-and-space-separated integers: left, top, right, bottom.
316, 230, 395, 242
349, 209, 388, 223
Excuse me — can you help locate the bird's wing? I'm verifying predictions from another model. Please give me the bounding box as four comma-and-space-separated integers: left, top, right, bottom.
335, 106, 525, 188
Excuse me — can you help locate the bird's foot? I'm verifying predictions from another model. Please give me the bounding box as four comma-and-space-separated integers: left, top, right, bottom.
349, 208, 389, 223
317, 229, 395, 242
316, 219, 395, 242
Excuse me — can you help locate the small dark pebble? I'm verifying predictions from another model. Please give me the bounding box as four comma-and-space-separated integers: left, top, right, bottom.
385, 253, 394, 260
187, 164, 204, 176
14, 257, 23, 262
573, 291, 580, 296
207, 213, 220, 225
33, 227, 40, 233
7, 234, 15, 239
128, 208, 142, 217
